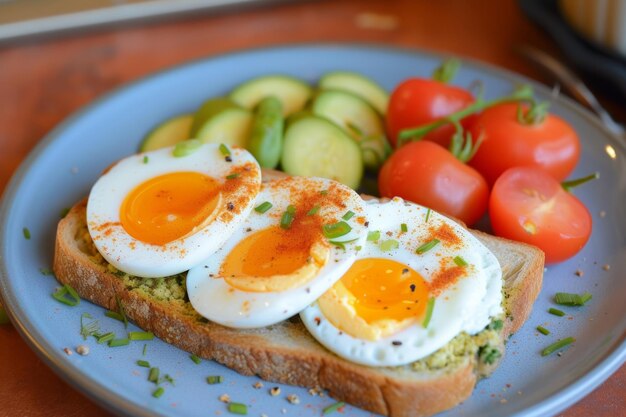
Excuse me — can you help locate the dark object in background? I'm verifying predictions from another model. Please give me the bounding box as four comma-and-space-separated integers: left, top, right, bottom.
519, 0, 626, 101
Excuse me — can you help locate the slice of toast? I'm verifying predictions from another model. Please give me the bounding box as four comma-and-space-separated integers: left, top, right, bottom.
53, 191, 543, 417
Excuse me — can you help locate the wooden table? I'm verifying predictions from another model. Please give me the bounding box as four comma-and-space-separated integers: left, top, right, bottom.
0, 0, 623, 415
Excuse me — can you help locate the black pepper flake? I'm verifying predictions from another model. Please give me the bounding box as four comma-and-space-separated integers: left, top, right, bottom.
227, 202, 235, 211
364, 221, 369, 227
209, 274, 214, 277
314, 317, 321, 326
225, 156, 232, 162
402, 268, 409, 275
246, 227, 252, 232
392, 341, 402, 346
409, 284, 416, 292
306, 287, 311, 293
338, 331, 343, 335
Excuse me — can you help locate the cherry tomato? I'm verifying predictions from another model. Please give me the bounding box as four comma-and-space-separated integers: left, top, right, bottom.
378, 141, 489, 226
468, 103, 580, 186
386, 78, 475, 148
489, 167, 591, 263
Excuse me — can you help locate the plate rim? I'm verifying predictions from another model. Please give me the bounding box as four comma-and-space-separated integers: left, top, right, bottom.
1, 42, 625, 417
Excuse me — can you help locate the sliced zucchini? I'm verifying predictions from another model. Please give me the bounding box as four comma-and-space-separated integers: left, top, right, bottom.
281, 116, 363, 189
230, 75, 312, 117
318, 71, 389, 115
193, 107, 253, 147
248, 96, 284, 169
139, 114, 193, 152
312, 89, 388, 170
190, 97, 241, 137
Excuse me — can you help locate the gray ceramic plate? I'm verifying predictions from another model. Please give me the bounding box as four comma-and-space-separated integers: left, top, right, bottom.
1, 44, 624, 417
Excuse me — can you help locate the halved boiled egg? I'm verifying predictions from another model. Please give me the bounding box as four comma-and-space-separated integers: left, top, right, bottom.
300, 197, 503, 367
87, 142, 261, 278
186, 176, 368, 328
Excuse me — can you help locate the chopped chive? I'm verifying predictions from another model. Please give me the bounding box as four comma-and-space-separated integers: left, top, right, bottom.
453, 256, 468, 267
219, 143, 231, 157
108, 338, 130, 347
228, 402, 248, 415
164, 374, 175, 385
536, 326, 550, 336
206, 375, 223, 384
355, 245, 362, 251
60, 207, 70, 218
96, 332, 115, 344
320, 189, 328, 195
379, 239, 399, 252
307, 205, 320, 216
323, 401, 345, 415
23, 227, 31, 240
254, 201, 273, 214
40, 267, 54, 276
80, 313, 99, 340
329, 238, 358, 250
367, 230, 380, 242
142, 344, 147, 356
422, 297, 436, 328
52, 285, 80, 306
152, 387, 165, 398
129, 331, 154, 341
400, 223, 408, 233
541, 337, 575, 356
105, 310, 124, 322
173, 139, 202, 157
280, 205, 296, 229
226, 173, 240, 180
554, 292, 592, 306
548, 308, 565, 317
115, 295, 128, 328
190, 354, 202, 364
425, 208, 432, 223
148, 367, 160, 383
415, 239, 440, 254
342, 210, 355, 220
137, 360, 151, 368
143, 155, 149, 164
323, 221, 352, 239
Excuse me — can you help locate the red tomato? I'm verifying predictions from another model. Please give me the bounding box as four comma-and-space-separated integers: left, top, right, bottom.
489, 167, 591, 263
468, 103, 580, 186
378, 141, 489, 226
386, 79, 475, 148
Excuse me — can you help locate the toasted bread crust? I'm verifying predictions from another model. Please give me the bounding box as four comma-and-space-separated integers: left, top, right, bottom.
54, 193, 543, 417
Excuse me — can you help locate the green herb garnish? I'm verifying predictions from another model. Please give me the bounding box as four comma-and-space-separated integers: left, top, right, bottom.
306, 205, 320, 216
108, 338, 130, 347
190, 354, 202, 364
400, 223, 408, 233
142, 344, 147, 356
39, 267, 54, 276
219, 143, 231, 157
129, 331, 154, 341
96, 332, 115, 344
23, 227, 31, 240
425, 208, 432, 223
415, 239, 440, 254
453, 256, 468, 267
280, 205, 296, 229
52, 284, 80, 307
422, 297, 435, 328
206, 375, 223, 384
342, 210, 355, 221
80, 313, 99, 340
323, 221, 352, 239
143, 155, 149, 164
152, 387, 164, 398
536, 326, 550, 335
173, 139, 202, 157
228, 402, 248, 415
329, 238, 358, 250
548, 308, 565, 317
105, 310, 124, 322
323, 401, 345, 415
554, 292, 592, 306
254, 201, 273, 214
541, 337, 575, 356
226, 173, 240, 180
148, 367, 160, 383
137, 360, 151, 368
367, 230, 380, 242
115, 295, 128, 328
488, 319, 503, 331
478, 346, 502, 364
379, 239, 399, 252
320, 189, 328, 195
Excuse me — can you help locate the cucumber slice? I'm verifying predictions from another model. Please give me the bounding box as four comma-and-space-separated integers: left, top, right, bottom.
193, 107, 253, 147
312, 89, 388, 170
230, 75, 312, 117
318, 71, 389, 115
248, 96, 284, 169
190, 97, 241, 137
281, 116, 363, 189
139, 114, 193, 152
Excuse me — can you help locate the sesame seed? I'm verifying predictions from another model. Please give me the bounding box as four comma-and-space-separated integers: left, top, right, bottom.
76, 345, 89, 356
287, 394, 300, 404
219, 394, 230, 403
253, 382, 264, 389
270, 387, 281, 396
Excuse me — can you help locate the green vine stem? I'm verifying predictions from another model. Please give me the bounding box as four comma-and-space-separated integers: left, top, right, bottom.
562, 172, 599, 192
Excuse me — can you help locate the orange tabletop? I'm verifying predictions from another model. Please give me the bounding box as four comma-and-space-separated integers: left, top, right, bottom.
0, 0, 624, 416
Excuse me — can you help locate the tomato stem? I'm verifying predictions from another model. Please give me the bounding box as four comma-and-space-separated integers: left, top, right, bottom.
449, 120, 484, 163
398, 84, 534, 147
432, 58, 461, 84
561, 172, 599, 192
516, 101, 550, 125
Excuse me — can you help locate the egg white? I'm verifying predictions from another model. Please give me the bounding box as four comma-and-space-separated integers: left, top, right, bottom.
300, 198, 503, 367
186, 176, 369, 328
87, 143, 261, 278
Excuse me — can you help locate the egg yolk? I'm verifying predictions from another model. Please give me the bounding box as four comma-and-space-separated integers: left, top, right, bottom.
341, 258, 429, 324
120, 171, 220, 245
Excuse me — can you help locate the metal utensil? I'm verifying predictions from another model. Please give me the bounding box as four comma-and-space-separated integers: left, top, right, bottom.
518, 44, 625, 138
